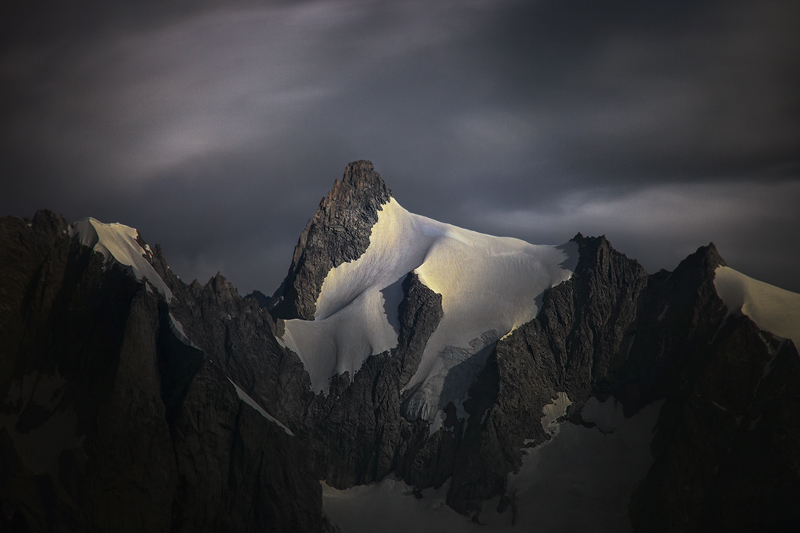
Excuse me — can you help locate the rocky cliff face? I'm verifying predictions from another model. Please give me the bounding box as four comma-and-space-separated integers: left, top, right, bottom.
263, 162, 800, 528
2, 161, 798, 532
623, 246, 800, 532
271, 160, 392, 320
445, 234, 650, 514
0, 211, 333, 532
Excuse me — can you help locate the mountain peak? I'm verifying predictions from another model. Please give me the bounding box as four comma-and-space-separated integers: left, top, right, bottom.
675, 242, 727, 276
343, 159, 387, 190
318, 160, 391, 211
271, 161, 392, 320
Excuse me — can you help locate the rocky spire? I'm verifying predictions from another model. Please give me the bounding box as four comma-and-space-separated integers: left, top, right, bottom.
271, 160, 392, 320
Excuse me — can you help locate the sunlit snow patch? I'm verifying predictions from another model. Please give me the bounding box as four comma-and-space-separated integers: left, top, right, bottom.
322, 398, 663, 533
70, 217, 198, 349
170, 313, 199, 349
281, 198, 578, 426
714, 266, 800, 346
70, 217, 172, 301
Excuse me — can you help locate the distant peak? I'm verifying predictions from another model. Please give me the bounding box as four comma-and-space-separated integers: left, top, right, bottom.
681, 242, 727, 272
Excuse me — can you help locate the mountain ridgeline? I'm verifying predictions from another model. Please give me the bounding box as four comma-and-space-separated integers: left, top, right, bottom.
1, 161, 798, 532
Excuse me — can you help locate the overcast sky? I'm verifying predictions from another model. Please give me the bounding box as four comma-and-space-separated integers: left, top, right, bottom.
2, 0, 799, 294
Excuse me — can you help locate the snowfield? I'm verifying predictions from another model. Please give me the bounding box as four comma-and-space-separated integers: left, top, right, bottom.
281, 198, 578, 426
714, 266, 800, 346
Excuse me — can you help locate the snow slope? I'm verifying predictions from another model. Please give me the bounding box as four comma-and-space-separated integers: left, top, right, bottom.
70, 217, 199, 348
227, 378, 294, 436
322, 398, 663, 533
714, 266, 800, 346
70, 218, 173, 301
281, 198, 578, 425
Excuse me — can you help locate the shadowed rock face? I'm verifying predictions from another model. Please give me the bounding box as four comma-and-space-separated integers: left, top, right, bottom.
445, 234, 651, 514
2, 161, 798, 532
0, 211, 333, 533
622, 245, 800, 533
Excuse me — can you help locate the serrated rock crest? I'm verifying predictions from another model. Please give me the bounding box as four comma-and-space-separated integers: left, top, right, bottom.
271, 160, 392, 320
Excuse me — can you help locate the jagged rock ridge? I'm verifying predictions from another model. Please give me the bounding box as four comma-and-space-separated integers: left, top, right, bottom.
1, 161, 799, 532
271, 160, 392, 320
266, 162, 800, 528
0, 211, 334, 532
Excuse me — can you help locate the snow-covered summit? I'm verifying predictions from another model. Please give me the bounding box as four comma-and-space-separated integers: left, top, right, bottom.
69, 217, 172, 301
714, 266, 800, 346
68, 218, 201, 349
279, 195, 578, 427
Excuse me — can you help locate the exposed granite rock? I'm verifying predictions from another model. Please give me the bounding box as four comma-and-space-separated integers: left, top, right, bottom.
0, 211, 331, 532
445, 234, 650, 514
396, 273, 445, 387
697, 336, 800, 532
168, 359, 325, 533
624, 245, 800, 532
244, 289, 273, 308
271, 160, 392, 320
159, 270, 312, 431
300, 272, 445, 489
614, 243, 729, 413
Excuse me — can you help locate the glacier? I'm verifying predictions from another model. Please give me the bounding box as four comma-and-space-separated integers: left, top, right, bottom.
280, 197, 578, 427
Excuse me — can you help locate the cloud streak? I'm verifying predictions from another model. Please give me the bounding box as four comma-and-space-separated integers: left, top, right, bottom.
475, 180, 800, 286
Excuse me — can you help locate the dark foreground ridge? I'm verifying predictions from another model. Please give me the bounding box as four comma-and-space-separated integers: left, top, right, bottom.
1, 161, 799, 532
0, 211, 335, 532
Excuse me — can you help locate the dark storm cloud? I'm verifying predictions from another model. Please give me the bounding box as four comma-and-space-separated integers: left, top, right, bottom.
473, 180, 800, 292
1, 0, 799, 294
482, 1, 800, 177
